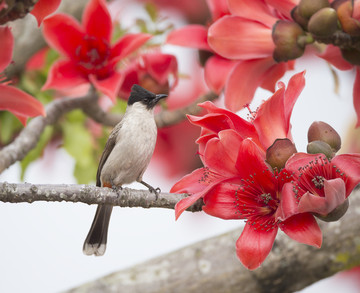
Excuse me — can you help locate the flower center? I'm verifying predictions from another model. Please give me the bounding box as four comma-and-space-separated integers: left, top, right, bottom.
75, 35, 112, 79
312, 175, 325, 189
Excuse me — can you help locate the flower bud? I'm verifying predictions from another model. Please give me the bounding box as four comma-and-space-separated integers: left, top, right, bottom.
337, 1, 360, 36
272, 21, 306, 62
141, 74, 170, 95
314, 198, 349, 222
341, 48, 360, 65
266, 138, 297, 170
298, 0, 330, 19
308, 8, 339, 36
291, 6, 309, 30
307, 140, 334, 159
308, 121, 341, 152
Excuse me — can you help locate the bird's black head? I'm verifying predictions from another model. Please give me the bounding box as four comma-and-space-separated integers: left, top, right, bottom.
128, 84, 167, 109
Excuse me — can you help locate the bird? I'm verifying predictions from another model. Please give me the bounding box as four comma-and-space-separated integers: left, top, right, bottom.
83, 84, 167, 256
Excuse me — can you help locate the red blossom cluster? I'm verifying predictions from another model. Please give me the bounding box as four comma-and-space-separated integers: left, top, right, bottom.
171, 72, 360, 269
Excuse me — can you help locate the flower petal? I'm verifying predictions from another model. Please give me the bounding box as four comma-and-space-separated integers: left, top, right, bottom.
236, 221, 278, 270
228, 0, 277, 27
202, 183, 240, 219
0, 84, 45, 125
280, 213, 322, 248
203, 129, 243, 176
260, 61, 292, 93
332, 153, 360, 193
111, 33, 152, 62
204, 55, 237, 94
298, 178, 346, 215
43, 14, 85, 58
0, 26, 13, 72
253, 85, 287, 149
42, 59, 88, 90
208, 15, 274, 60
30, 0, 61, 26
89, 71, 123, 102
275, 182, 299, 221
265, 0, 297, 19
166, 25, 211, 51
142, 53, 178, 85
354, 67, 360, 127
318, 45, 353, 71
224, 58, 276, 112
82, 0, 112, 41
206, 0, 229, 21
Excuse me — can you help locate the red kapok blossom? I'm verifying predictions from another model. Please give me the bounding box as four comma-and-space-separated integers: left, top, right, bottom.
207, 0, 297, 111
279, 152, 360, 219
171, 137, 321, 270
42, 0, 152, 102
118, 52, 178, 99
0, 26, 45, 125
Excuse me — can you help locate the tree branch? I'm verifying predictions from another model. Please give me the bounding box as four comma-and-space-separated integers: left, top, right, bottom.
65, 188, 360, 293
0, 181, 203, 212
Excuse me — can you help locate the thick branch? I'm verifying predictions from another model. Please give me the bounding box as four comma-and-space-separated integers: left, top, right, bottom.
66, 188, 360, 293
0, 182, 203, 212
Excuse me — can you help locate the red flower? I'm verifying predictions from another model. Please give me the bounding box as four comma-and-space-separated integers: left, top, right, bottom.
42, 0, 152, 102
30, 0, 61, 26
278, 153, 360, 219
190, 71, 305, 157
118, 52, 178, 99
172, 137, 321, 270
207, 0, 296, 111
0, 26, 45, 125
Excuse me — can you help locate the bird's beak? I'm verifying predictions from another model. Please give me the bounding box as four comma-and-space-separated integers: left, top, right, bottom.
155, 94, 168, 103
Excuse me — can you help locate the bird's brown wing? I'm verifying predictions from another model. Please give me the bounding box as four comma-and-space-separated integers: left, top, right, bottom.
96, 124, 121, 187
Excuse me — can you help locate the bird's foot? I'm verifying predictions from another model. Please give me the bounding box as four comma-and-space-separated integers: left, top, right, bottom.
140, 181, 161, 200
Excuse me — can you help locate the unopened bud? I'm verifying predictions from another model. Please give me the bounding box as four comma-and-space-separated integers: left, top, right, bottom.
291, 6, 309, 30
308, 8, 339, 36
341, 48, 360, 65
298, 0, 330, 19
308, 121, 341, 152
314, 198, 349, 222
266, 138, 297, 170
272, 21, 306, 62
307, 140, 334, 159
337, 1, 360, 36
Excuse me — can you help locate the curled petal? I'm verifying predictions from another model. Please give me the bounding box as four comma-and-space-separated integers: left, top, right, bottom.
83, 0, 112, 41
187, 113, 235, 134
208, 16, 274, 60
236, 221, 278, 270
203, 130, 243, 176
142, 53, 178, 85
170, 168, 209, 195
166, 25, 211, 51
0, 84, 45, 125
206, 0, 229, 21
111, 33, 152, 63
43, 14, 84, 59
265, 0, 297, 19
30, 0, 61, 26
275, 182, 299, 221
260, 62, 292, 93
0, 26, 13, 72
204, 55, 237, 94
89, 72, 123, 102
42, 59, 88, 91
280, 213, 322, 248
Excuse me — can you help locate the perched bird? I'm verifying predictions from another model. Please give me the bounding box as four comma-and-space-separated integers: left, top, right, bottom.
83, 84, 167, 256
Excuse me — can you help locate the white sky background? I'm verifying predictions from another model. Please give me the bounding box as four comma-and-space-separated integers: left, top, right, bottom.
1, 2, 360, 292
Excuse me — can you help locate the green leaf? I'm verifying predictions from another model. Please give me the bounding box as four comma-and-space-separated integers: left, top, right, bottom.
20, 126, 54, 180
62, 114, 97, 184
0, 112, 22, 144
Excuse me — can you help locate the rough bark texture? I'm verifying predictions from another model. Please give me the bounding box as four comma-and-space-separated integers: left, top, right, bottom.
0, 182, 204, 212
65, 189, 360, 293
